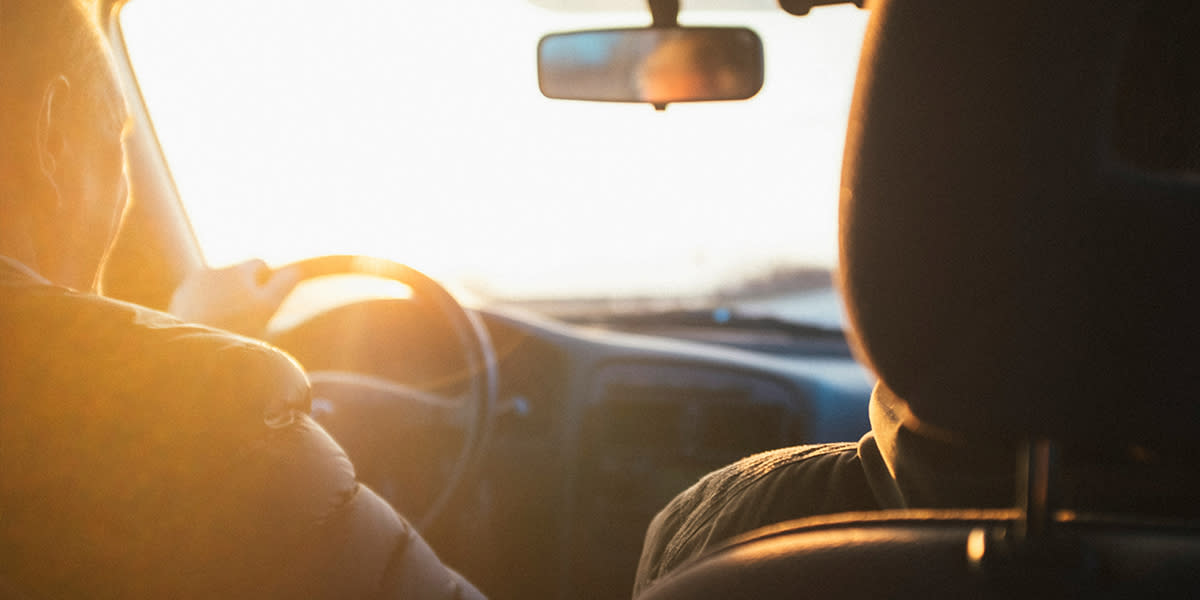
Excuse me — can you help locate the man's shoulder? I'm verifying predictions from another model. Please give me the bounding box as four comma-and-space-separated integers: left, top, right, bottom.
635, 440, 876, 594
681, 443, 862, 510
654, 442, 870, 540
0, 261, 311, 426
714, 442, 863, 483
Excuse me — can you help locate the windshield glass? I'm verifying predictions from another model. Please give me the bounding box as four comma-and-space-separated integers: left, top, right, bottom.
120, 1, 867, 329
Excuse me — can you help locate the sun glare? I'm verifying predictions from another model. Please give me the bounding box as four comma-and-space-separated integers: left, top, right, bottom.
119, 0, 867, 300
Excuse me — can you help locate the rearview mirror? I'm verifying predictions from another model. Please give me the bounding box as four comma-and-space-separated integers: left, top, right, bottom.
538, 27, 764, 106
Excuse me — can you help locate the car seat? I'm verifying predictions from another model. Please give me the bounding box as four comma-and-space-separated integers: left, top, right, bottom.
638, 0, 1200, 597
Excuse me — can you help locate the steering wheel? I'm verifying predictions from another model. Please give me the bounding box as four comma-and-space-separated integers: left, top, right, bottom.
268, 255, 498, 532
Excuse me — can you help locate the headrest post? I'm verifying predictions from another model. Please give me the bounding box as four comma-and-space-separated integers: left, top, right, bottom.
968, 437, 1099, 587
1016, 438, 1060, 540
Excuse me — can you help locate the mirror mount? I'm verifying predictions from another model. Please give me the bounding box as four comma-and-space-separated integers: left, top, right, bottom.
648, 0, 679, 109
649, 0, 679, 28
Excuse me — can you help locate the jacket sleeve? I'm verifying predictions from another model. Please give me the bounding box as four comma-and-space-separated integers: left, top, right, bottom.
0, 279, 483, 599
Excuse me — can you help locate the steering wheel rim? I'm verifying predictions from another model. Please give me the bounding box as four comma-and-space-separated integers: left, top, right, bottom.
273, 255, 498, 532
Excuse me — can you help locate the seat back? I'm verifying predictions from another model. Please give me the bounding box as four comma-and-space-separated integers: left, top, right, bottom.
640, 512, 1200, 599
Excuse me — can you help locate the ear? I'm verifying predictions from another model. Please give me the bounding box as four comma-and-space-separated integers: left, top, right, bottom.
35, 75, 72, 181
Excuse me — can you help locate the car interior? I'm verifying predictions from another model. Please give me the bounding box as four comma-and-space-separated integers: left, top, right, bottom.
94, 2, 873, 598
5, 0, 1199, 598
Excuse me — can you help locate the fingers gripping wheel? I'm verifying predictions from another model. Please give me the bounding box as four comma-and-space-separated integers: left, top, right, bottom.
273, 255, 498, 532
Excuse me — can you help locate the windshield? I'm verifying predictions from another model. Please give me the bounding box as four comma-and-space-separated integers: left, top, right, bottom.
120, 1, 867, 329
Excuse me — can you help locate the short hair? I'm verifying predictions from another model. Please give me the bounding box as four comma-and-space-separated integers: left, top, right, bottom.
0, 0, 125, 173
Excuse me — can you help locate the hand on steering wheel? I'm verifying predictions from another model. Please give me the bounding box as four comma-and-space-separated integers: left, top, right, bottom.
169, 259, 302, 338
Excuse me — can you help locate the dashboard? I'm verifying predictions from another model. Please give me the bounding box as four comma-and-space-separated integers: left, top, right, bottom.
269, 297, 873, 600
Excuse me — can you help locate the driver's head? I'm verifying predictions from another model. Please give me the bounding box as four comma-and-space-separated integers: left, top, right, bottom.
0, 0, 129, 291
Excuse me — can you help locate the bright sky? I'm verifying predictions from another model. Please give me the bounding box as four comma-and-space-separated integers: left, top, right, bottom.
119, 0, 868, 300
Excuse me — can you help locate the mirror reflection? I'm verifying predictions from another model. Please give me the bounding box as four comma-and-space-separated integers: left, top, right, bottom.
539, 27, 764, 105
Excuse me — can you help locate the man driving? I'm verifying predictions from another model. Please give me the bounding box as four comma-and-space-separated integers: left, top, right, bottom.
0, 2, 483, 597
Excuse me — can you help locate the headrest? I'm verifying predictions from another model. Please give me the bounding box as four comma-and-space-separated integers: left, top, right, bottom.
839, 0, 1200, 444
